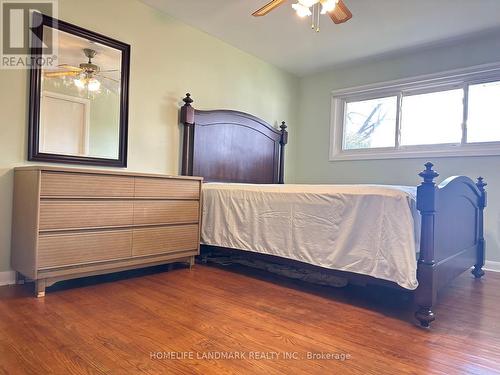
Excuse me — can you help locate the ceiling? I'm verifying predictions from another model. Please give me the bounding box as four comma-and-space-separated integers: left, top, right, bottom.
141, 0, 500, 76
45, 28, 121, 74
43, 27, 122, 91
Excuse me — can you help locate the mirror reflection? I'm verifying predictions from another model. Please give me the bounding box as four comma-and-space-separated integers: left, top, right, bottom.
40, 27, 122, 159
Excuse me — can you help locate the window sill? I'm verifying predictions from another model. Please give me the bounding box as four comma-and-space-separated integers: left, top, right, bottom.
330, 144, 500, 161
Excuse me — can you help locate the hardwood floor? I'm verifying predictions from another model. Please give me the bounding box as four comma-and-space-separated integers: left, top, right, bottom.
1, 264, 499, 375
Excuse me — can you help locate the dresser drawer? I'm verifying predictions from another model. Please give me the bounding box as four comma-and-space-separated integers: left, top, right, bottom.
132, 225, 199, 257
38, 230, 132, 269
134, 177, 200, 199
40, 201, 134, 231
41, 172, 134, 198
133, 200, 199, 226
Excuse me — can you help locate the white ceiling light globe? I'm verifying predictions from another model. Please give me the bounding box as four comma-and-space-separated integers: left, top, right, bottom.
87, 78, 101, 92
292, 3, 313, 17
74, 78, 85, 89
321, 0, 336, 14
298, 0, 319, 7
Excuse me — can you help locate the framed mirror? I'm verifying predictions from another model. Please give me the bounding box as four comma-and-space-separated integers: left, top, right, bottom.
28, 14, 130, 167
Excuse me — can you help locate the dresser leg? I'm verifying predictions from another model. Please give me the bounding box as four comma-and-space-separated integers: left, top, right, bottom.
36, 279, 46, 298
16, 272, 25, 285
188, 256, 195, 269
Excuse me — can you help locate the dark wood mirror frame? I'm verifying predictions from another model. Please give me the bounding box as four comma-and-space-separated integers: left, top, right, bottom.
28, 14, 130, 167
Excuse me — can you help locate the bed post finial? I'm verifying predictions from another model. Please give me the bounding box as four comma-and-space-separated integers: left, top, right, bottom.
476, 176, 487, 192
415, 162, 439, 328
419, 162, 439, 184
181, 93, 195, 176
181, 93, 195, 124
473, 177, 487, 279
280, 121, 288, 146
183, 93, 193, 106
278, 121, 288, 184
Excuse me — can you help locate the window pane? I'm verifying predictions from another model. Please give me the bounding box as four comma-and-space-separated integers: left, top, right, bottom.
400, 89, 463, 146
468, 81, 500, 143
343, 96, 397, 150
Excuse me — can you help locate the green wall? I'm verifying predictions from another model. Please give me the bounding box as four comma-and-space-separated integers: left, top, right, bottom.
294, 31, 500, 264
0, 0, 299, 273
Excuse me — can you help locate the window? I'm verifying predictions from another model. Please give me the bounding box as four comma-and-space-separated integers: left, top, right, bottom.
344, 96, 397, 150
468, 81, 500, 143
400, 89, 463, 146
330, 64, 500, 160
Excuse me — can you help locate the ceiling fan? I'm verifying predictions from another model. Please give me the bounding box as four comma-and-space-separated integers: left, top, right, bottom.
44, 48, 119, 92
252, 0, 352, 32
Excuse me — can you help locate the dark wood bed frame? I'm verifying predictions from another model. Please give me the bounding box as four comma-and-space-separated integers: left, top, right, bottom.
180, 93, 487, 328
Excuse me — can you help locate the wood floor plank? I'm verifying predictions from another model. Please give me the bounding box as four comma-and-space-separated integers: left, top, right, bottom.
1, 264, 499, 374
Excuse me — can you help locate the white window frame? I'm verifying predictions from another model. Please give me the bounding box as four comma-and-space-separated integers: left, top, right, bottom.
330, 62, 500, 161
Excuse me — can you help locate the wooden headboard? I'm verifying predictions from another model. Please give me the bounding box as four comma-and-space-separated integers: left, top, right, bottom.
180, 94, 288, 184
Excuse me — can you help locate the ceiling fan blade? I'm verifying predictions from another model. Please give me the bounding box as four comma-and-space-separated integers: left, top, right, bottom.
57, 64, 82, 72
98, 74, 120, 83
100, 80, 119, 93
44, 71, 80, 78
328, 0, 352, 24
252, 0, 287, 17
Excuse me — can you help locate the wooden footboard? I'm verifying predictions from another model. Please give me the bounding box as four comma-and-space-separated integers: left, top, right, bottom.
414, 162, 487, 327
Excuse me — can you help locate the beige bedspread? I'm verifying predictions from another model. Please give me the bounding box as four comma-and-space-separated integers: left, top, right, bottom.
201, 183, 419, 290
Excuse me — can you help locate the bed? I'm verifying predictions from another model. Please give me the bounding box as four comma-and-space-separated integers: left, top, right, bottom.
179, 93, 487, 328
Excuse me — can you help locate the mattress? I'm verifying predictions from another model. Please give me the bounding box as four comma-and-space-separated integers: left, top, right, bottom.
201, 183, 420, 290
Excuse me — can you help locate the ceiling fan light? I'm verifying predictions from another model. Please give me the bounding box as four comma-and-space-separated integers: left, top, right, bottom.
292, 2, 312, 17
74, 78, 85, 89
87, 78, 101, 92
320, 0, 336, 14
298, 0, 318, 7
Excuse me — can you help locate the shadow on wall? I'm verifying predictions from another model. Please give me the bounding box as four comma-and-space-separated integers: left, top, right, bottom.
0, 169, 14, 272
166, 92, 185, 175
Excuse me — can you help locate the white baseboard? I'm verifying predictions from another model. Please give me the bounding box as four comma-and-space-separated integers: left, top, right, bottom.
0, 271, 16, 286
485, 261, 500, 273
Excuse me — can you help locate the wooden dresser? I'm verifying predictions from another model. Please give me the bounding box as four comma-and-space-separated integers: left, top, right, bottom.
11, 166, 203, 297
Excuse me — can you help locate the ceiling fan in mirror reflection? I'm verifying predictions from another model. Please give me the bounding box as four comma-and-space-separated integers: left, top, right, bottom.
43, 48, 119, 92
